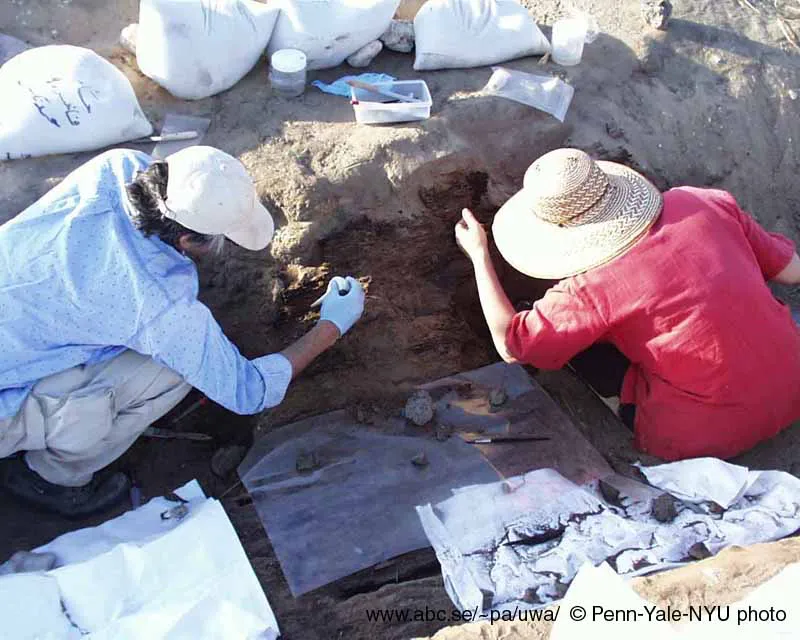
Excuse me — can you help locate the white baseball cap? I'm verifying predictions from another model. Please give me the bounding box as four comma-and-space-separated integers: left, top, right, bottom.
163, 146, 274, 251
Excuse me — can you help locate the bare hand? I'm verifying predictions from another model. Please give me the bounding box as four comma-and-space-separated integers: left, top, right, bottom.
455, 208, 489, 262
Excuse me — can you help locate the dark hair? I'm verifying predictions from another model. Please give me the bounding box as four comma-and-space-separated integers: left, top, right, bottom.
126, 161, 221, 251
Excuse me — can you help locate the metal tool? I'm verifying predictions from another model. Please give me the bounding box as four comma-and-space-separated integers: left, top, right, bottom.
130, 131, 199, 143
345, 79, 419, 103
169, 395, 209, 425
310, 279, 352, 309
143, 426, 213, 442
464, 434, 551, 444
152, 114, 212, 159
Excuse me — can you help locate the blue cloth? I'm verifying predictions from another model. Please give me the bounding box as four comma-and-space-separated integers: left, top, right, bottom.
0, 149, 291, 420
312, 73, 396, 97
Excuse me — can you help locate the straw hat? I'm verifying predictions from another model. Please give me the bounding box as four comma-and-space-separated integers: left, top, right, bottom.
492, 148, 663, 280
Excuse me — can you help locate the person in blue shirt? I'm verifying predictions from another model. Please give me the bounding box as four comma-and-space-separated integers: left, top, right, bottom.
0, 145, 365, 518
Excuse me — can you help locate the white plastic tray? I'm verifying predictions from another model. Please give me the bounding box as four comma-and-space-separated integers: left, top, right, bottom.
350, 80, 432, 125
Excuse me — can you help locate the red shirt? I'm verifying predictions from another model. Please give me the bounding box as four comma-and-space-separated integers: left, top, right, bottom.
507, 187, 800, 460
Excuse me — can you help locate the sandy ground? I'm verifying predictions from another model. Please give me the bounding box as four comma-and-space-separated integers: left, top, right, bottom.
3, 0, 800, 638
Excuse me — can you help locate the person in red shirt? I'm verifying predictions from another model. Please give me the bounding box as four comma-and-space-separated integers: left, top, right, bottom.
455, 148, 800, 461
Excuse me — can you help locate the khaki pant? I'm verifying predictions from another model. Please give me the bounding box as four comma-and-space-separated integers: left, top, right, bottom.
0, 350, 191, 487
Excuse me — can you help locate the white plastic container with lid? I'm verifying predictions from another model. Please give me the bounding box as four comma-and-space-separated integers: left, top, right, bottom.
550, 18, 586, 66
269, 48, 307, 98
550, 13, 598, 67
349, 80, 432, 125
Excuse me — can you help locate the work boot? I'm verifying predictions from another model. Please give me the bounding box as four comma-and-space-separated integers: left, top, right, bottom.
0, 455, 130, 519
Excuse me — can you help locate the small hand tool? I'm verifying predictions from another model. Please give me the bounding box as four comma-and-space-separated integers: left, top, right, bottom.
143, 427, 213, 442
345, 79, 419, 103
130, 131, 199, 143
463, 434, 551, 444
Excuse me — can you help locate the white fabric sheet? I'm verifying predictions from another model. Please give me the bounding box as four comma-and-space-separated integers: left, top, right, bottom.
2, 481, 279, 639
418, 460, 800, 614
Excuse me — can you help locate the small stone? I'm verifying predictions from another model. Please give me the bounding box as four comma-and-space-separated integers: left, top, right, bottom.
651, 493, 679, 523
296, 451, 320, 474
380, 19, 415, 53
687, 542, 712, 560
551, 580, 570, 599
411, 451, 429, 467
641, 0, 672, 30
357, 404, 381, 425
346, 40, 383, 68
271, 277, 286, 299
120, 23, 138, 55
435, 423, 453, 441
488, 388, 508, 408
521, 587, 540, 604
605, 122, 625, 139
404, 390, 434, 426
211, 445, 248, 478
598, 479, 622, 506
789, 89, 798, 100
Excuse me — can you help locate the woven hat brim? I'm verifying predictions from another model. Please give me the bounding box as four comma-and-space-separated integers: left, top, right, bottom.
492, 161, 663, 280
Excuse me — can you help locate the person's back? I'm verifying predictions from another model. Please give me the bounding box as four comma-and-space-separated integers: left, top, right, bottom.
465, 148, 800, 462
0, 149, 192, 420
555, 187, 800, 459
0, 145, 365, 517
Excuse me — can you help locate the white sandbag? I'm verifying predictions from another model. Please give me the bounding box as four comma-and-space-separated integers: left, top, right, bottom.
413, 0, 550, 71
347, 40, 383, 67
0, 45, 152, 161
268, 0, 401, 70
137, 0, 279, 100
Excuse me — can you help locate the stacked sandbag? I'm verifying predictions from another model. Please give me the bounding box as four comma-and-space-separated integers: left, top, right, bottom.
414, 0, 550, 71
136, 0, 279, 100
0, 45, 152, 161
268, 0, 401, 70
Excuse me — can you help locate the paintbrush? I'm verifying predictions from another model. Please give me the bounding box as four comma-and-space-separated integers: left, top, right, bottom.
345, 79, 419, 103
463, 434, 550, 444
130, 131, 200, 143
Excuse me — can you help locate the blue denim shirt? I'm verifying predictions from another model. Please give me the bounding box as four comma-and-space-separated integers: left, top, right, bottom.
0, 149, 291, 419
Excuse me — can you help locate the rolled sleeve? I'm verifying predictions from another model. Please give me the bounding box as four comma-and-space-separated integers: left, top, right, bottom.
506, 280, 608, 369
253, 353, 293, 409
711, 190, 796, 280
129, 297, 291, 415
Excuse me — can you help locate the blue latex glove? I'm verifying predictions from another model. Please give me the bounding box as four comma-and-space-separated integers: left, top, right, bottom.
312, 73, 396, 97
318, 276, 365, 335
